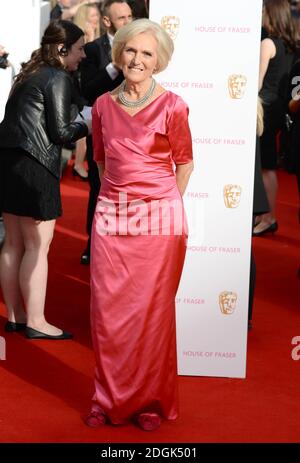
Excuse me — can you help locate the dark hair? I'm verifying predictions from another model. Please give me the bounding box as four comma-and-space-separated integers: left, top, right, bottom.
102, 0, 129, 16
127, 0, 149, 18
264, 0, 297, 52
13, 20, 84, 87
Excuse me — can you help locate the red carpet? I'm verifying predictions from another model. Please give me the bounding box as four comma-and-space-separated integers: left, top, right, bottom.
0, 166, 299, 443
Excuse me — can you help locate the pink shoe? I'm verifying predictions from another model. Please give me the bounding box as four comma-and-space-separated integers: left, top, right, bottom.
84, 410, 106, 428
137, 412, 161, 431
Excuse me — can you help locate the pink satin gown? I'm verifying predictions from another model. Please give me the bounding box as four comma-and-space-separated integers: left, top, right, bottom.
90, 91, 193, 424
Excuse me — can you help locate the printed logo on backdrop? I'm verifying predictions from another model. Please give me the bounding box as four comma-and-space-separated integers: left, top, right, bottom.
159, 81, 214, 90
176, 296, 205, 305
187, 245, 241, 254
223, 184, 242, 208
228, 74, 247, 99
195, 25, 251, 34
193, 137, 246, 147
219, 291, 237, 315
161, 16, 180, 40
186, 191, 209, 200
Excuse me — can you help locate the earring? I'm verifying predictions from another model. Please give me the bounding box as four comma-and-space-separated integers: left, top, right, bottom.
58, 46, 68, 56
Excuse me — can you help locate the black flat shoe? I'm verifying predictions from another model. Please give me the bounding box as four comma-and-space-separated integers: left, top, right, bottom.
72, 166, 88, 181
25, 327, 73, 340
252, 221, 278, 237
4, 321, 27, 332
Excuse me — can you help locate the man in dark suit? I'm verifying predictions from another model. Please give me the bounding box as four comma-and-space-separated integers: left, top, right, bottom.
79, 0, 132, 264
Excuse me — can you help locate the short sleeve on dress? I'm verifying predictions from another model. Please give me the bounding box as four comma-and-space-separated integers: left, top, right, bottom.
168, 96, 193, 165
92, 101, 105, 164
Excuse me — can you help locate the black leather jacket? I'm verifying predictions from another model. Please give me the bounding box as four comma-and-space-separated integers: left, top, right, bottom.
0, 66, 88, 178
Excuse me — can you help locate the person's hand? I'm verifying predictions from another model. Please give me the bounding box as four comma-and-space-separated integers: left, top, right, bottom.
0, 45, 7, 57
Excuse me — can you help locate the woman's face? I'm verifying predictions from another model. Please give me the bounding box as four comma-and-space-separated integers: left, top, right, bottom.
87, 6, 100, 29
63, 36, 86, 71
120, 32, 158, 84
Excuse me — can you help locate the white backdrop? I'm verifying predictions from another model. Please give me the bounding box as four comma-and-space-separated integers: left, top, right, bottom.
150, 0, 262, 378
0, 0, 50, 74
0, 0, 50, 121
0, 0, 262, 378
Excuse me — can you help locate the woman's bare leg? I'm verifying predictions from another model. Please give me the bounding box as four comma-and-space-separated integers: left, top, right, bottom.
74, 138, 88, 178
253, 169, 277, 232
19, 217, 63, 336
0, 213, 26, 323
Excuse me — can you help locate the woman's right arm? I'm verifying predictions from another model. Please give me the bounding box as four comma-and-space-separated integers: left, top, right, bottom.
92, 100, 105, 178
45, 71, 88, 144
168, 96, 194, 195
288, 94, 300, 114
97, 163, 105, 181
258, 38, 276, 91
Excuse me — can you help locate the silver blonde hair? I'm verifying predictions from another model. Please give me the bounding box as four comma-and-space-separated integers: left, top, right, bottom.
112, 18, 174, 73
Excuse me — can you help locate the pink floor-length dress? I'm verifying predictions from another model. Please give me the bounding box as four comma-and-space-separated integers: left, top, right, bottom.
90, 91, 193, 424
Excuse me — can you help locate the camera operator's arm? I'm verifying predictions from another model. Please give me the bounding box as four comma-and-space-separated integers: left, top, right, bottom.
0, 45, 9, 69
61, 0, 88, 20
50, 1, 88, 21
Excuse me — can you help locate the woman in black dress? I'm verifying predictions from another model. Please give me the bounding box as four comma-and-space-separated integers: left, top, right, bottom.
288, 59, 300, 199
249, 99, 270, 329
0, 20, 90, 339
254, 0, 297, 236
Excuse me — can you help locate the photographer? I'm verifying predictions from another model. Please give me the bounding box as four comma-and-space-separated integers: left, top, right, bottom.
0, 45, 9, 69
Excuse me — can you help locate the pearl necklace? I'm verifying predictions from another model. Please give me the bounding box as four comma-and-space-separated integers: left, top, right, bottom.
118, 78, 156, 108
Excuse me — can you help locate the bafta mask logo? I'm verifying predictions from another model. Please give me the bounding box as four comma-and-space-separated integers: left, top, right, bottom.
219, 291, 237, 315
161, 16, 180, 40
228, 74, 247, 99
223, 184, 242, 209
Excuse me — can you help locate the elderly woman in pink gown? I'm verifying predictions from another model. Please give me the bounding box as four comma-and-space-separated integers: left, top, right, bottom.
85, 18, 194, 431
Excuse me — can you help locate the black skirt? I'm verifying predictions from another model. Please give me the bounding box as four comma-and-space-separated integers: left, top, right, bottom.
0, 147, 62, 220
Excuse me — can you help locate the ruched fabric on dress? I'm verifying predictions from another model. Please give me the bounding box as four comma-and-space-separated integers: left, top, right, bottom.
90, 91, 193, 423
